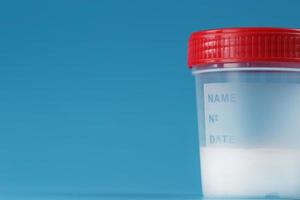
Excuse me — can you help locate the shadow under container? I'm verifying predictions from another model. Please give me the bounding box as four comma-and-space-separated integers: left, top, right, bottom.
187, 27, 300, 199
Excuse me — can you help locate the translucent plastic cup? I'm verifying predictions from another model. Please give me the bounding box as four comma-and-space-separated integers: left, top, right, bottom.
188, 28, 300, 199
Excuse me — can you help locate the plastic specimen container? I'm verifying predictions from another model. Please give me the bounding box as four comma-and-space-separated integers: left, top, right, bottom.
187, 27, 300, 199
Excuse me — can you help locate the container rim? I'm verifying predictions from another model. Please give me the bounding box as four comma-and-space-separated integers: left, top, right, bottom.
192, 67, 300, 75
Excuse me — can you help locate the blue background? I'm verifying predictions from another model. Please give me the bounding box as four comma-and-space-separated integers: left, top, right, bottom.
1, 0, 300, 198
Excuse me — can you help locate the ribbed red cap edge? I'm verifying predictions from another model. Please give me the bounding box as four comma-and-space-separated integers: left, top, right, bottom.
188, 27, 300, 68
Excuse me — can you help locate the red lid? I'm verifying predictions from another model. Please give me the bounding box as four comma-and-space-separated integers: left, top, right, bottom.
188, 27, 300, 68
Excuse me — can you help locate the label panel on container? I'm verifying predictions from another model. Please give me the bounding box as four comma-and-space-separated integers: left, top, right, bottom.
203, 83, 300, 147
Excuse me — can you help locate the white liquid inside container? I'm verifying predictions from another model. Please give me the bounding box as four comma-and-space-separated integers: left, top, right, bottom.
200, 147, 300, 198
